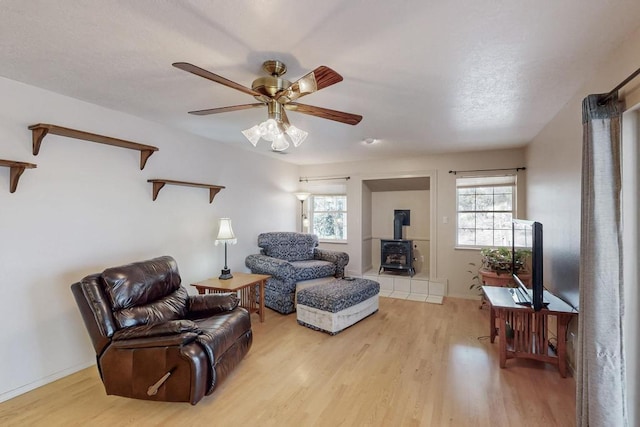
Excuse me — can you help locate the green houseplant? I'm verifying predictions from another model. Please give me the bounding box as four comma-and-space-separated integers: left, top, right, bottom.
469, 247, 531, 294
480, 247, 530, 275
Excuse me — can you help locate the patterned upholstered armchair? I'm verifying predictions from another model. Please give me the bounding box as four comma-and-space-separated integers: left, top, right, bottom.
245, 232, 349, 314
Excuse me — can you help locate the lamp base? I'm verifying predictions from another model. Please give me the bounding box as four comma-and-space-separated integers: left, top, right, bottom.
219, 268, 233, 280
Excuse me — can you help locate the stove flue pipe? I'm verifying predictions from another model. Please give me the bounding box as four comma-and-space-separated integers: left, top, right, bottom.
393, 212, 405, 240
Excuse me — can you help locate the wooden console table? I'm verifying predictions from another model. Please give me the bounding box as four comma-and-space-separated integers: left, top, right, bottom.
191, 273, 270, 323
482, 285, 578, 377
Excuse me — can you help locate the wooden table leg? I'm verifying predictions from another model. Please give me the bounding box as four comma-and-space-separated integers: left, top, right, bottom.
498, 309, 507, 368
258, 279, 265, 323
490, 304, 496, 343
556, 314, 570, 378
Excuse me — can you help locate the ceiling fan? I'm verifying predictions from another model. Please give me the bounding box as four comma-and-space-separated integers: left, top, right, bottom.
172, 60, 363, 151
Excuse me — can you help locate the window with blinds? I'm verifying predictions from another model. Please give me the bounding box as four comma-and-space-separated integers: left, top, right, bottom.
456, 175, 517, 247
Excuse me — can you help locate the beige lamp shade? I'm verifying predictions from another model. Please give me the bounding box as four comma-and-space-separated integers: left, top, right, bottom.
215, 218, 237, 245
295, 192, 311, 201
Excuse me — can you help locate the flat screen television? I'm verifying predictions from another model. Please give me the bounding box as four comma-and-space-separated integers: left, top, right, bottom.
512, 219, 547, 311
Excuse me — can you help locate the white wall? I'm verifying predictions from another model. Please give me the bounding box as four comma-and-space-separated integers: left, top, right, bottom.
299, 148, 527, 298
0, 76, 299, 402
370, 190, 430, 240
526, 26, 640, 426
525, 97, 582, 306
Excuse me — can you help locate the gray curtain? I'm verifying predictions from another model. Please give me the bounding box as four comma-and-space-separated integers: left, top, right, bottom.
578, 93, 627, 426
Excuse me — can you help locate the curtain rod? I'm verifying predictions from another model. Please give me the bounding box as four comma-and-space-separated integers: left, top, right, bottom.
599, 66, 640, 104
299, 176, 351, 182
448, 167, 526, 175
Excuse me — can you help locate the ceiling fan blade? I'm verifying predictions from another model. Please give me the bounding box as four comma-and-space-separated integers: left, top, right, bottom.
285, 103, 362, 125
276, 66, 344, 103
188, 103, 265, 115
173, 62, 264, 98
312, 66, 343, 91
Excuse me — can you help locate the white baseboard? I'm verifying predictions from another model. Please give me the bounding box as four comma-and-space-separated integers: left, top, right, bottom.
0, 360, 95, 403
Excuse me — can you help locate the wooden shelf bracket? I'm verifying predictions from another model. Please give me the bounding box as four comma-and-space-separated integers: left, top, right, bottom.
0, 159, 37, 193
147, 179, 225, 203
28, 123, 159, 170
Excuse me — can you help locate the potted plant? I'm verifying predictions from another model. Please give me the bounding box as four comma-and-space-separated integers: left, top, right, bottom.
481, 247, 530, 274
473, 247, 531, 288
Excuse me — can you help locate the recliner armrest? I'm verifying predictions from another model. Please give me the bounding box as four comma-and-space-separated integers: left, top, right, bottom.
187, 293, 240, 319
245, 254, 296, 280
112, 319, 200, 341
111, 332, 199, 349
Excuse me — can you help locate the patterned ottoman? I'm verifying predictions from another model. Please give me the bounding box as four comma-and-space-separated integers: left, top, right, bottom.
296, 278, 380, 335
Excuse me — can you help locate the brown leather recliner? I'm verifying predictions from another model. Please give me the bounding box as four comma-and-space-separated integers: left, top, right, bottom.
71, 256, 252, 405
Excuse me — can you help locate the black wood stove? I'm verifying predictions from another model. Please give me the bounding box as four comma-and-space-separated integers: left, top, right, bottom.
379, 210, 415, 276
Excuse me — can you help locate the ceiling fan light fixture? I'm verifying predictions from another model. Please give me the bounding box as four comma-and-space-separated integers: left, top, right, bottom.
271, 133, 290, 151
176, 60, 361, 153
241, 118, 307, 151
175, 60, 361, 153
241, 125, 261, 146
285, 125, 308, 147
259, 118, 279, 142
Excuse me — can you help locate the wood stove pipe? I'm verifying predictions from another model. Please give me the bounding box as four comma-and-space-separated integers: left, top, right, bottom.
394, 211, 408, 240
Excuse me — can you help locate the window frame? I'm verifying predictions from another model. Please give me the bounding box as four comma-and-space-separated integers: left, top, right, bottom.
308, 194, 348, 243
455, 175, 517, 249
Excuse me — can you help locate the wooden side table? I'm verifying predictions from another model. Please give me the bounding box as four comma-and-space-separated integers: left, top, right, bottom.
191, 272, 270, 323
482, 285, 578, 377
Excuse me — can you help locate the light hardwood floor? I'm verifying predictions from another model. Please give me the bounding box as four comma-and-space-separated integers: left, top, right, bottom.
0, 297, 576, 426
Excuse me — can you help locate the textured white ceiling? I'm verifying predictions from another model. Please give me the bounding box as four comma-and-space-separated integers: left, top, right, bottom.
1, 1, 639, 165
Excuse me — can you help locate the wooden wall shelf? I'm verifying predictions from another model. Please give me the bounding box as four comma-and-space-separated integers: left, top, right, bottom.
148, 179, 225, 203
0, 159, 37, 193
28, 123, 159, 170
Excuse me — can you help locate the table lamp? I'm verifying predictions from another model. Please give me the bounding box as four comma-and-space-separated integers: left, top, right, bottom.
215, 218, 237, 279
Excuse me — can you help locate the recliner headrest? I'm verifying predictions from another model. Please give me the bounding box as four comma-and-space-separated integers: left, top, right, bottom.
102, 256, 181, 311
101, 256, 189, 329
